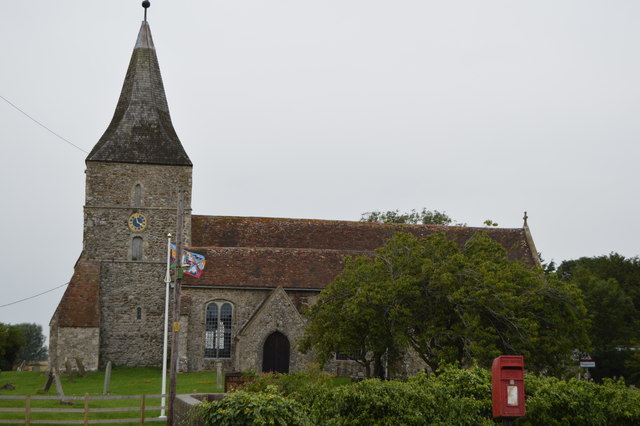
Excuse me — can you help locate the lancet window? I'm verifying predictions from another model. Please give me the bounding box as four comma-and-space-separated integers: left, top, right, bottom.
132, 237, 143, 261
134, 184, 142, 206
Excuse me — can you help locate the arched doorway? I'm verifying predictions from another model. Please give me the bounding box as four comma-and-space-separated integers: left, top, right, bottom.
262, 331, 290, 373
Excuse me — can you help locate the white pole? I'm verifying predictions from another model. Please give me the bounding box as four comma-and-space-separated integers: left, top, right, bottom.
160, 234, 172, 419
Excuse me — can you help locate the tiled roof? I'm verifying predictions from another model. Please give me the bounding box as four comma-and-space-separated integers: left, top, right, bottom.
86, 21, 191, 166
182, 247, 353, 290
54, 260, 101, 327
184, 216, 539, 289
191, 215, 537, 264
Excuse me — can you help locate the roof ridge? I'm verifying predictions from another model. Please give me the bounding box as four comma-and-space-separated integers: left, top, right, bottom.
186, 246, 374, 254
193, 214, 524, 231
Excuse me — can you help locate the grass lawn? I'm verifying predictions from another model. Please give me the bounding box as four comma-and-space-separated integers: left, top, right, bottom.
0, 367, 223, 424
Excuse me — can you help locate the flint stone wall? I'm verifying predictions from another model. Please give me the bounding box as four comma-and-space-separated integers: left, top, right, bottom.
83, 162, 192, 262
99, 261, 170, 367
236, 287, 313, 373
182, 288, 318, 373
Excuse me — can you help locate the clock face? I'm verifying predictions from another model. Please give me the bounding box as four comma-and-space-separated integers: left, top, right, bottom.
128, 213, 147, 232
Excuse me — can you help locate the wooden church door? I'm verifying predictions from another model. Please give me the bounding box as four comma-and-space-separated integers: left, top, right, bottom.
262, 331, 290, 373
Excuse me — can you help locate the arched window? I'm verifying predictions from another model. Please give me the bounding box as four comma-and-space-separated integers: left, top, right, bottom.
134, 184, 142, 206
205, 301, 232, 359
132, 237, 143, 261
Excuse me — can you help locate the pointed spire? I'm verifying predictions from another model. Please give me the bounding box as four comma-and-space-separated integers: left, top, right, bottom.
87, 20, 192, 166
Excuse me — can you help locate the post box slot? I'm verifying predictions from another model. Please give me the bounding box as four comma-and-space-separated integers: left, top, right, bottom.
501, 369, 523, 379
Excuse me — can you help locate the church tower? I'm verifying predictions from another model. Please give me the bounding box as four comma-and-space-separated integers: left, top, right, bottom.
50, 12, 192, 371
84, 19, 192, 261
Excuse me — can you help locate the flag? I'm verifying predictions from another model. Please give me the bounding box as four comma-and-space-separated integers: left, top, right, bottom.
170, 244, 207, 279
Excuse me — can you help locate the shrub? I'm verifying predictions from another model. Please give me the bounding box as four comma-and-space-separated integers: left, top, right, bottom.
196, 388, 311, 426
523, 376, 640, 426
304, 379, 429, 425
198, 365, 640, 425
295, 367, 494, 425
242, 367, 334, 397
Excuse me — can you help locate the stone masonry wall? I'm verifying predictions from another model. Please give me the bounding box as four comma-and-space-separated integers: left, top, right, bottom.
236, 287, 315, 373
322, 345, 429, 379
50, 326, 100, 372
182, 288, 271, 372
49, 259, 101, 371
182, 288, 318, 373
84, 162, 192, 262
83, 161, 191, 368
99, 261, 170, 367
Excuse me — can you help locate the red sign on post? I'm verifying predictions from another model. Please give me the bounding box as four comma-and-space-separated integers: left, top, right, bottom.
492, 355, 526, 419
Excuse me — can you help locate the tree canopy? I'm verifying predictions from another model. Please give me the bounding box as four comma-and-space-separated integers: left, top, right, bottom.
15, 323, 48, 363
0, 323, 25, 370
557, 254, 640, 384
360, 208, 458, 226
301, 231, 590, 377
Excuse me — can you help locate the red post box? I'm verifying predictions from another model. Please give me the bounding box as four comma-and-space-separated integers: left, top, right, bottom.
492, 355, 526, 419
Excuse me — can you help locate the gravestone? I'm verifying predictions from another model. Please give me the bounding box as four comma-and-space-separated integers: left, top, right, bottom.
64, 360, 74, 382
216, 361, 222, 390
103, 361, 112, 394
53, 372, 70, 404
75, 358, 86, 377
43, 371, 54, 392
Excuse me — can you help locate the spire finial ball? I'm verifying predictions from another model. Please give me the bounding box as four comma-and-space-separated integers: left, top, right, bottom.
142, 1, 150, 9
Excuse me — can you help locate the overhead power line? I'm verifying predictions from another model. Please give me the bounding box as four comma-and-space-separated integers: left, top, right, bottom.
0, 282, 69, 308
0, 94, 88, 154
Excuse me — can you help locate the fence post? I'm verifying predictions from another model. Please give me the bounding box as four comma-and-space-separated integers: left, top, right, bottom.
25, 395, 31, 426
84, 393, 89, 426
140, 394, 146, 425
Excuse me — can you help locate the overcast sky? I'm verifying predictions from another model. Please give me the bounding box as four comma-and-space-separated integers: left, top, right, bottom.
1, 1, 639, 339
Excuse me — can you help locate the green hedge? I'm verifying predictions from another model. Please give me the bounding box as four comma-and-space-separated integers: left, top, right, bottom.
196, 366, 640, 425
523, 376, 640, 426
195, 387, 311, 426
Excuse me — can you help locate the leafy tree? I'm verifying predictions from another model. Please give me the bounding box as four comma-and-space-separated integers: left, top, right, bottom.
15, 323, 47, 363
557, 254, 640, 383
360, 208, 458, 226
0, 323, 25, 370
299, 256, 405, 378
302, 232, 590, 376
539, 253, 556, 275
558, 253, 640, 309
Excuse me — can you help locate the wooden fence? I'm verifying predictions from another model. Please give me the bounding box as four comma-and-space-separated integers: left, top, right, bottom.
0, 394, 167, 425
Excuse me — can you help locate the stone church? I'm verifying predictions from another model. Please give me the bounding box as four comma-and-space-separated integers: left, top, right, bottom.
49, 18, 539, 376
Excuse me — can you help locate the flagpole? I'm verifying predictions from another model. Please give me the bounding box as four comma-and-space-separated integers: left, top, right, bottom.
168, 191, 184, 426
160, 233, 172, 420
